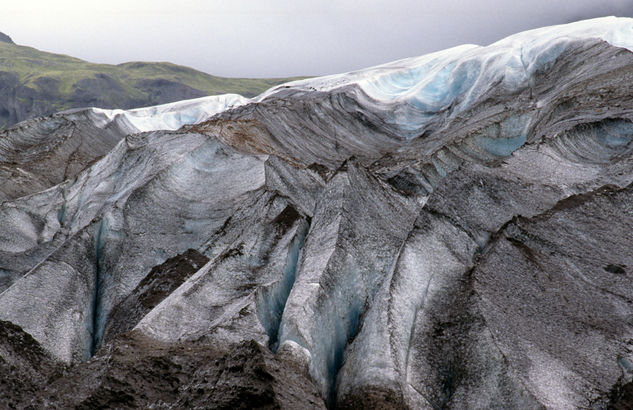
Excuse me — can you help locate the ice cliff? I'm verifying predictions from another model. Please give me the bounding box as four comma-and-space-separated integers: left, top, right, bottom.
1, 17, 633, 409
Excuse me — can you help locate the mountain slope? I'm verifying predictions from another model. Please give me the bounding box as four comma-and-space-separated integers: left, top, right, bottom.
0, 35, 302, 128
1, 17, 633, 409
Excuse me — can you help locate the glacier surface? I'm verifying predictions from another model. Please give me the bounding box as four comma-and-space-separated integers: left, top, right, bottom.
1, 16, 633, 409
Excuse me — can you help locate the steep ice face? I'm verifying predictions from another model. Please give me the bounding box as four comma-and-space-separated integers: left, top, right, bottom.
259, 17, 633, 136
356, 17, 633, 134
268, 16, 633, 95
90, 93, 249, 132
0, 93, 251, 202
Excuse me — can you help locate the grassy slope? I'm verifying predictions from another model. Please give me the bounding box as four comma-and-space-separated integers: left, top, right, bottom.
0, 41, 304, 109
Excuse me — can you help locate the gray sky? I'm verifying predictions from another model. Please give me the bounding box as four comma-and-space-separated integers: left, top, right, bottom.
2, 0, 633, 78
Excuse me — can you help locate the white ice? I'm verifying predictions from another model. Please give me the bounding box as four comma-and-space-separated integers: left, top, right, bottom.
91, 93, 249, 132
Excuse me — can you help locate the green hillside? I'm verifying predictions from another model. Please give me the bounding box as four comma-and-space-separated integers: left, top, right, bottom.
0, 37, 304, 128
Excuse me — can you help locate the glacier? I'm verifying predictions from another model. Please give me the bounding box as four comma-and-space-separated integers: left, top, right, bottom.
1, 16, 633, 409
89, 93, 249, 133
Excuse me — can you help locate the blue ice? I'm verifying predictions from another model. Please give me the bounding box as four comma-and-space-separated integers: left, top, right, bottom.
598, 120, 633, 147
476, 134, 527, 157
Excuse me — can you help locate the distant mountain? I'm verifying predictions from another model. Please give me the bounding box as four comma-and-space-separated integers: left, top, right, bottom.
0, 35, 302, 128
0, 32, 14, 44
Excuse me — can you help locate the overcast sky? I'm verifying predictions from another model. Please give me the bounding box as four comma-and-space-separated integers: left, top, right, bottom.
2, 1, 633, 78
